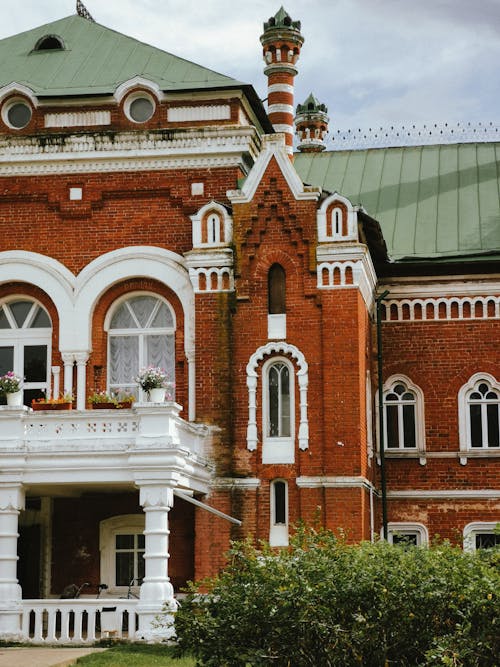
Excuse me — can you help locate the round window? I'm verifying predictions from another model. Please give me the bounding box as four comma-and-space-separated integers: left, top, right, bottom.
3, 101, 32, 129
128, 96, 155, 123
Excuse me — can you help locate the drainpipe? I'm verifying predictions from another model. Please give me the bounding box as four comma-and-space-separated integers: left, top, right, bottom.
376, 290, 390, 540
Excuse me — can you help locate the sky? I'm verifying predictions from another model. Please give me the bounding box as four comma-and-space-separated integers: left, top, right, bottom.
2, 0, 500, 147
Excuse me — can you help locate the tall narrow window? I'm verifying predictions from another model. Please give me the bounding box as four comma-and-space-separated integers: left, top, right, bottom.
268, 362, 290, 438
384, 381, 417, 449
268, 264, 286, 314
0, 299, 51, 405
270, 479, 289, 546
206, 213, 221, 245
467, 380, 499, 448
107, 295, 175, 400
262, 357, 295, 464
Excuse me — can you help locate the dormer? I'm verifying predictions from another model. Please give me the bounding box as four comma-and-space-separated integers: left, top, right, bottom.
190, 201, 233, 249
317, 193, 358, 243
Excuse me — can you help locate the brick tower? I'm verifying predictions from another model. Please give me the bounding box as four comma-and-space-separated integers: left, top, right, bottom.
260, 7, 304, 155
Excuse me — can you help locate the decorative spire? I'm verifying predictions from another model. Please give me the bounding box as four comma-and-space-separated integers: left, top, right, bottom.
76, 0, 95, 22
260, 7, 304, 157
295, 93, 329, 152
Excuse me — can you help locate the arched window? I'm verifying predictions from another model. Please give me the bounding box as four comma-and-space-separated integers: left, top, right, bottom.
262, 357, 294, 463
206, 213, 221, 245
267, 362, 290, 437
0, 298, 51, 405
107, 294, 175, 400
268, 264, 286, 314
462, 376, 499, 449
381, 377, 425, 455
270, 479, 289, 547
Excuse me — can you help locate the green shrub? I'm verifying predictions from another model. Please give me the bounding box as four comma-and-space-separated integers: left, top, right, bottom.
170, 527, 499, 666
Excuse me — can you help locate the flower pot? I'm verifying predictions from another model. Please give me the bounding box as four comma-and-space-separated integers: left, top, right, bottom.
92, 402, 117, 409
117, 401, 134, 409
32, 402, 72, 411
148, 388, 166, 403
6, 391, 23, 406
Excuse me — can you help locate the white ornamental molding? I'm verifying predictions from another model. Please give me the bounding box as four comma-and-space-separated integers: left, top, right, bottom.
246, 342, 309, 452
167, 105, 231, 122
0, 127, 259, 176
228, 134, 321, 204
316, 246, 377, 310
382, 296, 500, 322
188, 267, 234, 293
44, 111, 111, 128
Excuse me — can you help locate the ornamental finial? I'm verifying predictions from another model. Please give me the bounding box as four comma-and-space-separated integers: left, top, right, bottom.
76, 0, 95, 22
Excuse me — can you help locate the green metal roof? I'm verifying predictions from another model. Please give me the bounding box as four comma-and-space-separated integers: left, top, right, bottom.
0, 14, 246, 97
294, 143, 500, 262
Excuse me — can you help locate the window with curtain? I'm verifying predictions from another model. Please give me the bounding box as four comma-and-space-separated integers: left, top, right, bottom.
108, 295, 175, 400
0, 298, 51, 406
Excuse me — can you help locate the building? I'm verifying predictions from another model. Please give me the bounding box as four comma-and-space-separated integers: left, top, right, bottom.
0, 3, 498, 643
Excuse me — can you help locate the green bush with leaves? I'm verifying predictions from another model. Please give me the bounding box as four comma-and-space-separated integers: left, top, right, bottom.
170, 526, 499, 667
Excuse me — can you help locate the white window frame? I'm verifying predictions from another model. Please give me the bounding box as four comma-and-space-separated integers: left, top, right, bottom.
385, 522, 428, 546
377, 375, 426, 464
99, 514, 145, 596
262, 356, 295, 464
0, 297, 52, 401
269, 479, 289, 547
463, 521, 500, 552
458, 373, 500, 457
105, 292, 176, 400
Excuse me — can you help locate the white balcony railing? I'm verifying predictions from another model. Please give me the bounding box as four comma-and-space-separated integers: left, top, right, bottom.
0, 403, 212, 492
21, 599, 139, 644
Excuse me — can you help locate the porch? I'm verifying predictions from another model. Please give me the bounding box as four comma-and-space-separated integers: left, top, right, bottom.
0, 402, 212, 643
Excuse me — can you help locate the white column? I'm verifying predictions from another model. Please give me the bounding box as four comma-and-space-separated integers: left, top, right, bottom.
51, 366, 60, 400
61, 353, 74, 398
74, 352, 89, 411
187, 349, 195, 422
0, 483, 25, 641
137, 482, 177, 641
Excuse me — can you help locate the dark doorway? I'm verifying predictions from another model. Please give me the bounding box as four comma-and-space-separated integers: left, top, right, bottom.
18, 525, 41, 599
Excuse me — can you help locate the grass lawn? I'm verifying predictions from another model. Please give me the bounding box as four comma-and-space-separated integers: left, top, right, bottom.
75, 644, 196, 666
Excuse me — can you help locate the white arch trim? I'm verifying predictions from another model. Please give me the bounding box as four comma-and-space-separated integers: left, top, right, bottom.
113, 77, 163, 104
246, 342, 309, 452
0, 82, 38, 107
458, 372, 499, 460
75, 246, 194, 355
0, 250, 75, 334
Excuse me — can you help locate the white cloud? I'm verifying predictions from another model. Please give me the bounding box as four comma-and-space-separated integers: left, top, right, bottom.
1, 0, 500, 133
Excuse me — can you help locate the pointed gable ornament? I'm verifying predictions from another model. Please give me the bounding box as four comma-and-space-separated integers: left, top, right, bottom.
76, 0, 95, 22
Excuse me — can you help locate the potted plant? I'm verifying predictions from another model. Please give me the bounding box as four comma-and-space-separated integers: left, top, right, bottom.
0, 371, 23, 406
116, 390, 136, 409
134, 366, 169, 402
88, 391, 118, 409
32, 393, 73, 411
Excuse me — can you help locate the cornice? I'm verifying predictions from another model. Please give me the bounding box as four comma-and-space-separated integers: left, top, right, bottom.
0, 127, 260, 176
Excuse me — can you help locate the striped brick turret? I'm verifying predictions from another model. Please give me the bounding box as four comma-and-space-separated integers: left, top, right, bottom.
260, 7, 304, 156
295, 93, 329, 152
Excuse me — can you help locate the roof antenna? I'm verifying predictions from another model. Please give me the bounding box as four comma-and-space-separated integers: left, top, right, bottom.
76, 0, 95, 22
